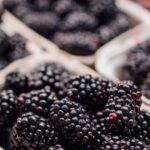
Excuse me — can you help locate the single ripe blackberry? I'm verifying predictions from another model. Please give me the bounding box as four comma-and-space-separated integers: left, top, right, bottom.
52, 0, 78, 18
135, 110, 150, 145
97, 13, 130, 45
0, 90, 17, 127
17, 87, 57, 117
0, 29, 8, 56
3, 0, 21, 11
9, 112, 59, 149
61, 11, 98, 31
8, 33, 26, 51
124, 49, 150, 84
22, 12, 59, 37
5, 71, 29, 94
104, 96, 139, 134
142, 75, 150, 98
48, 144, 65, 150
89, 0, 116, 20
68, 75, 114, 111
114, 80, 141, 99
53, 31, 100, 55
100, 134, 149, 150
50, 98, 100, 149
28, 63, 71, 99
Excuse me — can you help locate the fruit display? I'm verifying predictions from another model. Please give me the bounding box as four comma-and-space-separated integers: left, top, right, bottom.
3, 0, 131, 56
0, 61, 149, 149
123, 39, 150, 99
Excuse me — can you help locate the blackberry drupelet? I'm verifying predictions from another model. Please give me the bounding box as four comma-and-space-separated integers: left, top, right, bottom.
135, 110, 150, 145
89, 0, 116, 20
48, 144, 65, 150
22, 12, 59, 37
17, 87, 57, 117
28, 63, 71, 99
97, 13, 130, 45
53, 31, 100, 55
100, 134, 149, 150
61, 11, 98, 31
5, 71, 29, 94
0, 90, 17, 127
68, 75, 114, 111
9, 112, 59, 149
50, 98, 100, 149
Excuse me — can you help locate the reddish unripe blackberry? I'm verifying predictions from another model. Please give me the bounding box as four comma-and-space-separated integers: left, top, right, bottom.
50, 98, 100, 149
28, 63, 71, 99
68, 75, 114, 111
53, 31, 100, 55
100, 134, 149, 150
0, 90, 17, 127
97, 13, 130, 45
48, 144, 65, 150
9, 112, 59, 149
61, 11, 98, 31
5, 71, 29, 94
22, 12, 59, 37
17, 87, 57, 117
135, 110, 150, 145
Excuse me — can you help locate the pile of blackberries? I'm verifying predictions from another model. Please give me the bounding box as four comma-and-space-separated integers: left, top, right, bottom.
0, 29, 28, 70
3, 0, 130, 56
123, 39, 150, 99
0, 62, 149, 149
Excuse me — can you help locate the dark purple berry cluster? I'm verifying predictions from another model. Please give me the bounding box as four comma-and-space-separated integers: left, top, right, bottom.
123, 39, 150, 99
0, 66, 149, 149
3, 0, 130, 56
0, 29, 28, 69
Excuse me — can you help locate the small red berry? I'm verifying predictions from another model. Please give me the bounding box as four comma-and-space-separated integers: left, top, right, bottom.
109, 112, 117, 121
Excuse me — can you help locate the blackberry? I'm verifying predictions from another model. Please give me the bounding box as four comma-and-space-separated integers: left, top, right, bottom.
97, 13, 130, 45
0, 90, 17, 127
114, 80, 141, 100
50, 98, 100, 149
135, 110, 150, 145
100, 134, 149, 150
28, 63, 71, 99
89, 0, 116, 19
3, 0, 21, 11
53, 0, 78, 18
104, 96, 139, 134
5, 71, 29, 94
17, 87, 57, 117
61, 11, 98, 31
22, 12, 59, 37
8, 33, 26, 51
53, 31, 100, 55
0, 59, 9, 70
142, 75, 150, 98
68, 75, 114, 111
9, 112, 59, 149
48, 144, 65, 150
0, 29, 8, 56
